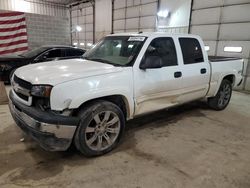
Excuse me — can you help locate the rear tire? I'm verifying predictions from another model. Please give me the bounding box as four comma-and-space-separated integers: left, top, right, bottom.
208, 79, 232, 110
74, 100, 125, 157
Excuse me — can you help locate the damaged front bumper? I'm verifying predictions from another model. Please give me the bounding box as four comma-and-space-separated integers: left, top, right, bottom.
9, 90, 79, 151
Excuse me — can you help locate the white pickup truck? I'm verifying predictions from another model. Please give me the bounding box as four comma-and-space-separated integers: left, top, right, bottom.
9, 33, 243, 156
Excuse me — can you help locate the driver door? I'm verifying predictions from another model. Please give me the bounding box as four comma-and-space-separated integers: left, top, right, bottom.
133, 37, 183, 116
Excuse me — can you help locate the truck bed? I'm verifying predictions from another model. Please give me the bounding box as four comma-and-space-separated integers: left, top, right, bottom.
208, 56, 241, 62
207, 56, 243, 97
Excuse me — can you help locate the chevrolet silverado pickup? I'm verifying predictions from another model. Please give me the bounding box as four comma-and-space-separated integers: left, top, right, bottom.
9, 33, 243, 157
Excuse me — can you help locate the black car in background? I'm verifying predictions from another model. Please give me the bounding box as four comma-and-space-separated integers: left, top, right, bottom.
0, 45, 86, 83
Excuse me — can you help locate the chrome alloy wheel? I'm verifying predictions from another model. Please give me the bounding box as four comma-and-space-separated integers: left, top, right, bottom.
218, 83, 231, 108
85, 111, 121, 151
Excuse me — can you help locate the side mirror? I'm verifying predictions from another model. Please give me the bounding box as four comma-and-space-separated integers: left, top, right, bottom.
139, 56, 163, 69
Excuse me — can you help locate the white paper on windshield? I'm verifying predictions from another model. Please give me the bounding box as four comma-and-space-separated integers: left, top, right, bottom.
128, 37, 145, 41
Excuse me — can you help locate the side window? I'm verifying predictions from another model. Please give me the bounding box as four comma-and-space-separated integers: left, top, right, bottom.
46, 49, 62, 59
66, 49, 84, 56
179, 38, 204, 64
144, 37, 178, 67
75, 49, 85, 55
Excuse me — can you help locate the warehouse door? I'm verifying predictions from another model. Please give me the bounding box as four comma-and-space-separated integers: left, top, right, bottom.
112, 0, 158, 33
189, 0, 250, 90
70, 2, 94, 49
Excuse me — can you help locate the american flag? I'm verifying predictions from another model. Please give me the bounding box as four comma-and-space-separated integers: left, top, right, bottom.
0, 11, 28, 56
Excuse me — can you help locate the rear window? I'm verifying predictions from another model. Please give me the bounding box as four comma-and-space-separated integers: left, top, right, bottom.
179, 38, 204, 64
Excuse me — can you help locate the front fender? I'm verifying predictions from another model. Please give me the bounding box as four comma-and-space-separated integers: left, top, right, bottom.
50, 69, 134, 118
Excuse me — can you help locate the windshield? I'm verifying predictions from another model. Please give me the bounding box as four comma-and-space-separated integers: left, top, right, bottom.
21, 47, 49, 58
83, 36, 146, 66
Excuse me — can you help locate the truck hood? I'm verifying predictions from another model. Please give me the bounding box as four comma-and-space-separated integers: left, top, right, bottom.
14, 59, 123, 85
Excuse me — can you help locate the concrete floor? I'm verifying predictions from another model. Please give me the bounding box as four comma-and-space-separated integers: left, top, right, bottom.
0, 87, 250, 188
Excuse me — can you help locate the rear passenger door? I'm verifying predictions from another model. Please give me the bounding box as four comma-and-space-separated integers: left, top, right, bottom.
178, 37, 210, 102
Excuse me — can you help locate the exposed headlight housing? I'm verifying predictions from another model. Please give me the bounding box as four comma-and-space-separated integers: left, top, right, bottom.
31, 85, 53, 98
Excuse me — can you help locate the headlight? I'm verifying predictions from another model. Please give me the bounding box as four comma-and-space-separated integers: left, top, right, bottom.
31, 85, 53, 97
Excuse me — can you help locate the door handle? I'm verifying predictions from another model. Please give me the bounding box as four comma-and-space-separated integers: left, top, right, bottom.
174, 71, 182, 78
201, 68, 207, 74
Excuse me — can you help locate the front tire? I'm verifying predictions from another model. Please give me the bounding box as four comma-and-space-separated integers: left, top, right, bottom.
74, 100, 125, 157
208, 79, 232, 110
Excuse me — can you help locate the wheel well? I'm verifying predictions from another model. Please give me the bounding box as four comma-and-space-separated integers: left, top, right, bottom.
73, 95, 129, 119
223, 75, 235, 85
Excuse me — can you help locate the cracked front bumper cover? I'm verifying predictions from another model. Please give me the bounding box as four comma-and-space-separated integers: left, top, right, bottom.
9, 90, 79, 151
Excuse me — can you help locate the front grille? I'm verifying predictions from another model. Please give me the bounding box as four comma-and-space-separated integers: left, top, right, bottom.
14, 75, 32, 90
12, 75, 32, 102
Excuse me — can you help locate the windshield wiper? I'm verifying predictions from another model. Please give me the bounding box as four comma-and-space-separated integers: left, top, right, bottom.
85, 57, 119, 66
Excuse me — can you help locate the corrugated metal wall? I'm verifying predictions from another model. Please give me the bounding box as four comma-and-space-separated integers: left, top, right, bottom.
158, 26, 188, 33
189, 0, 250, 90
0, 0, 67, 17
112, 0, 159, 33
70, 2, 94, 49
